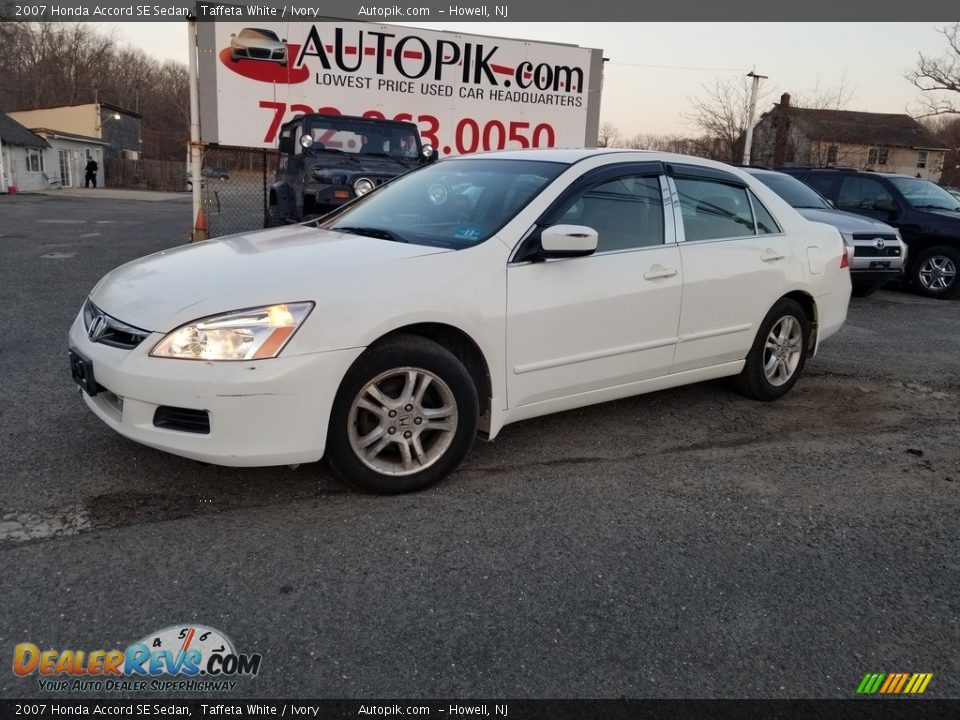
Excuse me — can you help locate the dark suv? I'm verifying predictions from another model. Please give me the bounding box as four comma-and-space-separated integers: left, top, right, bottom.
270, 114, 435, 224
780, 168, 960, 299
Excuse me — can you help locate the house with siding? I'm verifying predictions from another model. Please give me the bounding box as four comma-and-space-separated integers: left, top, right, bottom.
0, 112, 51, 193
752, 94, 949, 182
8, 102, 142, 161
31, 128, 111, 188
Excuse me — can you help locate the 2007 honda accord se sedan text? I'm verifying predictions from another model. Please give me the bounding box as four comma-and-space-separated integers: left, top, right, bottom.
69, 150, 851, 493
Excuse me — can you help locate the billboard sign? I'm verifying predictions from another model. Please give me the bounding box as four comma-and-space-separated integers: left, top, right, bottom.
197, 18, 603, 154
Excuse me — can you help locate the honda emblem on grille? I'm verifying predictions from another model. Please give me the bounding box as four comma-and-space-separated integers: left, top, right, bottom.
87, 314, 108, 342
875, 238, 886, 249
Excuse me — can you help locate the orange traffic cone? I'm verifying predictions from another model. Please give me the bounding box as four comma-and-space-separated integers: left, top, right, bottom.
192, 205, 209, 243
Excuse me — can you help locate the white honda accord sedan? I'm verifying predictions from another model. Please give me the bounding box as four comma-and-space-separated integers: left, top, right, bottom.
69, 150, 851, 493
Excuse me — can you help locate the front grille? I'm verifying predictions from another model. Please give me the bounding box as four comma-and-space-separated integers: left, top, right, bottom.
82, 300, 151, 350
153, 406, 210, 434
248, 48, 271, 59
851, 233, 898, 241
855, 246, 902, 258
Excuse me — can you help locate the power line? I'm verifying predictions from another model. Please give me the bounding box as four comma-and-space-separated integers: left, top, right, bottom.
606, 62, 750, 72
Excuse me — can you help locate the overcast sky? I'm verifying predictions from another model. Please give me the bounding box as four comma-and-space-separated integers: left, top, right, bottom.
97, 21, 948, 137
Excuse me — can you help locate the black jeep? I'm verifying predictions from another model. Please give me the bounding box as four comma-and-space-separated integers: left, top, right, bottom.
268, 114, 436, 224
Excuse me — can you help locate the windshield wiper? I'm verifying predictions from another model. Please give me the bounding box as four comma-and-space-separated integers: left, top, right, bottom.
333, 226, 408, 243
913, 204, 960, 211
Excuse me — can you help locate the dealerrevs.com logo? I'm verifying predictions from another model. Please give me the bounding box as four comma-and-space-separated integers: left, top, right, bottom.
12, 625, 261, 693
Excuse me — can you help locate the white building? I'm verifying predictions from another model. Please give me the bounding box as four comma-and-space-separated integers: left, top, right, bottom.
0, 112, 51, 193
31, 128, 111, 188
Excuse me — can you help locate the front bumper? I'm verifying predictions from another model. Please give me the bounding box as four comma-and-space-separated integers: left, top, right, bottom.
68, 312, 362, 467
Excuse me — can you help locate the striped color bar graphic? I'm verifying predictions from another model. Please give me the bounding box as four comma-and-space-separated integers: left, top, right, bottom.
857, 672, 933, 694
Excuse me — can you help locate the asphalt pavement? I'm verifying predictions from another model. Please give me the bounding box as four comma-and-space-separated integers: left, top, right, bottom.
1, 192, 958, 700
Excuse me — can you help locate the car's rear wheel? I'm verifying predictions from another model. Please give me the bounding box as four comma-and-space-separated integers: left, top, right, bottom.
736, 298, 811, 401
326, 335, 479, 493
910, 246, 960, 299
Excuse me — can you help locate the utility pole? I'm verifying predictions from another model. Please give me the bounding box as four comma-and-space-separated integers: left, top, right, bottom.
188, 15, 207, 242
742, 69, 768, 166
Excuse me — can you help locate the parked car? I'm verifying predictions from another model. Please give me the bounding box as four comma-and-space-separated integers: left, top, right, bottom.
780, 168, 960, 299
68, 150, 851, 493
745, 168, 905, 296
269, 114, 435, 224
230, 28, 288, 65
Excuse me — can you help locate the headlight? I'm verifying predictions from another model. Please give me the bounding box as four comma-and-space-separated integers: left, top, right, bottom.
150, 302, 314, 361
353, 177, 375, 196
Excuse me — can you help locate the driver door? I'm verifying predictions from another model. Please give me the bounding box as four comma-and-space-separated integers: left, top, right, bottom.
506, 166, 683, 408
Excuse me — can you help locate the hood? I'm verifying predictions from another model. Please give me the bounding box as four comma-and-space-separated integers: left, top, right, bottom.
90, 225, 450, 333
307, 154, 418, 178
796, 208, 897, 235
918, 207, 960, 222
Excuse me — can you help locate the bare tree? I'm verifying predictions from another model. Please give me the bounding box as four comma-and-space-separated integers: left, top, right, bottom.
597, 122, 621, 148
0, 22, 188, 160
907, 23, 960, 117
795, 72, 856, 111
683, 77, 771, 163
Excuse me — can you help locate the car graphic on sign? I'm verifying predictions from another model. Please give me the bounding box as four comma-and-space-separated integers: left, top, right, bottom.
230, 28, 288, 66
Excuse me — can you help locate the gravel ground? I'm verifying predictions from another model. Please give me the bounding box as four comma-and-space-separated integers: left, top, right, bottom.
0, 192, 958, 700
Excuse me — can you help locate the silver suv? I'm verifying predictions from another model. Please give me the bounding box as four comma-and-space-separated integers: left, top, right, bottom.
746, 168, 906, 296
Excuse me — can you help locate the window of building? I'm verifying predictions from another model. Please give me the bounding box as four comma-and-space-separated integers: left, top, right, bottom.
917, 151, 928, 169
826, 145, 839, 165
675, 177, 756, 241
867, 147, 889, 165
26, 147, 44, 173
556, 175, 665, 252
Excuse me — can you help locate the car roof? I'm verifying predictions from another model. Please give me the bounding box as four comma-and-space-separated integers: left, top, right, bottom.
785, 167, 918, 180
450, 148, 752, 173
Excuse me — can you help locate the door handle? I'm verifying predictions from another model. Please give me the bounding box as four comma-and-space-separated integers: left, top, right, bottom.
761, 249, 786, 262
643, 264, 678, 280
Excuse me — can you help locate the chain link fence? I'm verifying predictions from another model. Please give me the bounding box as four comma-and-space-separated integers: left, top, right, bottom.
200, 147, 279, 238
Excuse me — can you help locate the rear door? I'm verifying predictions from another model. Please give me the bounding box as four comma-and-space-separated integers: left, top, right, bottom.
669, 164, 798, 372
506, 163, 683, 408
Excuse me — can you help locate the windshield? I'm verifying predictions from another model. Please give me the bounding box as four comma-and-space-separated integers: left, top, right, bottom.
752, 172, 830, 209
303, 117, 422, 160
239, 29, 279, 40
323, 159, 566, 249
888, 177, 960, 211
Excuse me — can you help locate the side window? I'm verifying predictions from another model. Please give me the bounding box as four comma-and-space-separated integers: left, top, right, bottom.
837, 177, 895, 211
751, 192, 781, 234
556, 175, 664, 252
675, 177, 754, 241
803, 173, 836, 199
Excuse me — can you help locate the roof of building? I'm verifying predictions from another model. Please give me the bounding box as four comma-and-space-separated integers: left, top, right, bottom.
7, 101, 143, 119
31, 128, 111, 145
0, 112, 49, 148
769, 105, 948, 150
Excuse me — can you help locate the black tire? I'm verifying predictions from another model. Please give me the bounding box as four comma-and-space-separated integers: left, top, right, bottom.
266, 204, 284, 228
909, 246, 960, 299
326, 335, 479, 494
735, 298, 811, 401
851, 282, 880, 297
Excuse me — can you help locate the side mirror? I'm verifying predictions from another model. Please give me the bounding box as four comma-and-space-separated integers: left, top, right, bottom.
281, 38, 288, 43
230, 33, 236, 38
278, 135, 295, 155
539, 225, 598, 258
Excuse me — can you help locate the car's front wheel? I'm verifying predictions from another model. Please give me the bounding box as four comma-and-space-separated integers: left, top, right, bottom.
736, 298, 811, 401
910, 246, 960, 299
326, 335, 479, 493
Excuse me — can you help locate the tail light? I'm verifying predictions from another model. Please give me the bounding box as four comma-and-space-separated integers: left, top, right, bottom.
840, 244, 849, 269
